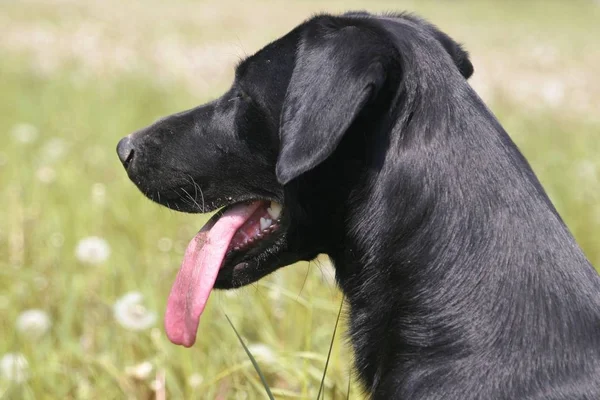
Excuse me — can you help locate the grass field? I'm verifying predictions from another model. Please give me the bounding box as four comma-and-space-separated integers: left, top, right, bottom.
1, 0, 599, 398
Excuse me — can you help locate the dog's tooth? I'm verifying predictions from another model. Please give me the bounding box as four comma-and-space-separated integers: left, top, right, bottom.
267, 202, 282, 220
260, 217, 272, 231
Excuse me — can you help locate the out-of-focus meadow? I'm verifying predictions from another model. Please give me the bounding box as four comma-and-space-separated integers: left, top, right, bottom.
0, 0, 599, 398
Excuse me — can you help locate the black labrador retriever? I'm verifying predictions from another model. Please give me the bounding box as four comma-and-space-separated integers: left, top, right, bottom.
117, 12, 600, 399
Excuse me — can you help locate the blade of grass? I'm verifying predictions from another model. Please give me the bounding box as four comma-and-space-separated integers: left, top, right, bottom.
346, 369, 351, 400
225, 313, 275, 400
317, 296, 344, 400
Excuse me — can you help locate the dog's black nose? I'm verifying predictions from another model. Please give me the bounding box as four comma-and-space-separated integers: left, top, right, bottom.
117, 136, 135, 169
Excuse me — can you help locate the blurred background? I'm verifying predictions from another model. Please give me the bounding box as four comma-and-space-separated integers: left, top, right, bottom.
1, 0, 599, 398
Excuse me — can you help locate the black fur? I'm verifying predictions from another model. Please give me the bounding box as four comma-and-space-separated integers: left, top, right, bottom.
117, 12, 600, 399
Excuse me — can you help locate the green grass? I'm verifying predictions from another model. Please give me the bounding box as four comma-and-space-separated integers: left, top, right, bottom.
0, 1, 599, 398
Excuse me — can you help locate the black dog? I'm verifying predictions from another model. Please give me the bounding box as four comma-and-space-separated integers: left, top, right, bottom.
117, 12, 600, 399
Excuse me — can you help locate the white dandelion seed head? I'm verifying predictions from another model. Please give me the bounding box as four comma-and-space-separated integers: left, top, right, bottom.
0, 353, 29, 383
125, 361, 153, 380
10, 123, 39, 144
150, 377, 164, 392
157, 237, 172, 252
540, 80, 565, 107
235, 392, 249, 400
113, 292, 157, 331
246, 343, 276, 365
36, 166, 57, 184
267, 286, 281, 301
16, 309, 52, 339
75, 236, 110, 265
91, 183, 106, 205
188, 373, 204, 388
40, 137, 67, 163
268, 272, 284, 302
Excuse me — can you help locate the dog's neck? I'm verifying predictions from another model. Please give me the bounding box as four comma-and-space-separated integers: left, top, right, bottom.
325, 91, 600, 396
331, 186, 598, 396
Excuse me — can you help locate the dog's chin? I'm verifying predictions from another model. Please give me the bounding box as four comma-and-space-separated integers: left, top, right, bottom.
214, 234, 322, 289
205, 215, 315, 293
214, 260, 285, 289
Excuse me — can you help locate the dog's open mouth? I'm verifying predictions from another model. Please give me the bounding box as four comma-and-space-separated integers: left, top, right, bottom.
164, 200, 282, 347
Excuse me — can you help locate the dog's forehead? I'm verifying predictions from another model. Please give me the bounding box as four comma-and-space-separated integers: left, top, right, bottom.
235, 28, 301, 84
232, 28, 302, 112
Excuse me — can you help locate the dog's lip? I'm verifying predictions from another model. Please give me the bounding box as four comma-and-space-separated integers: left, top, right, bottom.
211, 198, 282, 220
157, 186, 281, 215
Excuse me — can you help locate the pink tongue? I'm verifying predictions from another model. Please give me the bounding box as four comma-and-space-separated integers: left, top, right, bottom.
164, 201, 262, 347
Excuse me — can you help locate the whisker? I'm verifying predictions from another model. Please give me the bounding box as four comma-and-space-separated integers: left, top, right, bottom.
181, 187, 202, 211
186, 174, 205, 213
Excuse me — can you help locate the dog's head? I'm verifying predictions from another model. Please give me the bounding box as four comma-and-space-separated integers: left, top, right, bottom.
116, 12, 473, 346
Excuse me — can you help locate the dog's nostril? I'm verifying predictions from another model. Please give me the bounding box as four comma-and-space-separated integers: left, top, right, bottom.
117, 136, 136, 169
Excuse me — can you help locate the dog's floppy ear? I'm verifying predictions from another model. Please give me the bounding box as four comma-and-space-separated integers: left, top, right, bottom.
276, 24, 386, 185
